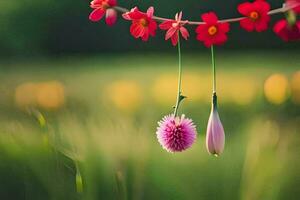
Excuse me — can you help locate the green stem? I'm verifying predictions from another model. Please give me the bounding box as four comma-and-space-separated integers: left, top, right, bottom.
75, 161, 83, 193
211, 45, 216, 93
173, 34, 183, 117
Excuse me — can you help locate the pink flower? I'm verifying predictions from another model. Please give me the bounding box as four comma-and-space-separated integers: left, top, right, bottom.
156, 114, 197, 153
122, 7, 157, 41
206, 94, 225, 156
89, 0, 118, 26
273, 19, 300, 41
159, 12, 190, 46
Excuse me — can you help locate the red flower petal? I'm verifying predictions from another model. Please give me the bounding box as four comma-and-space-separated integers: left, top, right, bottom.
253, 1, 270, 13
142, 31, 150, 41
171, 31, 179, 46
159, 20, 174, 30
130, 23, 145, 38
254, 15, 270, 32
89, 8, 106, 22
218, 23, 230, 33
237, 2, 253, 15
147, 6, 154, 18
201, 12, 218, 25
273, 19, 300, 41
180, 27, 189, 40
240, 18, 255, 32
165, 27, 177, 40
108, 0, 117, 7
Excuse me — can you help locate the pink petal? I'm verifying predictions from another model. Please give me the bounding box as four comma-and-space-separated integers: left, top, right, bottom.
89, 8, 106, 22
147, 6, 154, 18
165, 27, 177, 40
105, 8, 117, 26
171, 31, 179, 46
206, 110, 225, 156
180, 27, 189, 40
159, 20, 173, 30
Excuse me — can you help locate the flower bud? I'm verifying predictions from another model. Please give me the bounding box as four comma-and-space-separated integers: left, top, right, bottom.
206, 93, 225, 156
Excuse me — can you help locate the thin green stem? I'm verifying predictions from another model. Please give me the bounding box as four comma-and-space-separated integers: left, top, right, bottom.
173, 34, 182, 117
211, 45, 216, 93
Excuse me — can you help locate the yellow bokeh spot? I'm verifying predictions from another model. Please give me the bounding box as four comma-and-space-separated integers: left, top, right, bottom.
106, 80, 142, 112
152, 74, 177, 105
291, 71, 300, 105
15, 81, 65, 110
15, 83, 38, 108
215, 74, 258, 105
264, 74, 289, 105
36, 81, 65, 110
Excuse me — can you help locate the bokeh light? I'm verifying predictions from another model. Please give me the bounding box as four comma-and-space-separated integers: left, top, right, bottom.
291, 71, 300, 105
105, 80, 142, 112
264, 74, 289, 105
15, 81, 65, 110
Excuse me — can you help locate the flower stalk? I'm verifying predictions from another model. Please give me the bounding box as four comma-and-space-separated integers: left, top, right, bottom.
173, 34, 186, 116
205, 45, 226, 157
211, 45, 216, 93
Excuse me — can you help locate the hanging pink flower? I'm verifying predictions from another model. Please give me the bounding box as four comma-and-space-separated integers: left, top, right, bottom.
122, 7, 157, 41
89, 0, 118, 26
273, 19, 300, 41
156, 114, 197, 153
206, 94, 225, 156
159, 12, 190, 46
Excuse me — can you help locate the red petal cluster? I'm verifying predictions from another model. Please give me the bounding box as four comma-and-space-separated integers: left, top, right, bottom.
238, 0, 270, 32
122, 7, 157, 41
88, 0, 300, 46
159, 12, 190, 46
89, 0, 118, 26
196, 12, 230, 47
273, 19, 300, 41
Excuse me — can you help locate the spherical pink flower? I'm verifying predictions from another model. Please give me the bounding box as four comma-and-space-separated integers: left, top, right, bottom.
156, 114, 197, 153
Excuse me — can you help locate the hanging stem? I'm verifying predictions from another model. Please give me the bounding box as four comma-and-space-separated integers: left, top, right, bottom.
173, 34, 184, 116
211, 45, 216, 94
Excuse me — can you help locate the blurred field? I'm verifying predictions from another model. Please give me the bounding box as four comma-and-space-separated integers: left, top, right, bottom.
0, 51, 300, 200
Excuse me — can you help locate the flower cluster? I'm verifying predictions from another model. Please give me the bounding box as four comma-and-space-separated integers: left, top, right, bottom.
88, 0, 299, 156
89, 0, 300, 46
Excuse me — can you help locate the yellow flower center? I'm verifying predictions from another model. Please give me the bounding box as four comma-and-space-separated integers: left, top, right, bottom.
140, 18, 148, 27
249, 11, 259, 21
172, 22, 179, 28
208, 26, 217, 36
101, 0, 110, 9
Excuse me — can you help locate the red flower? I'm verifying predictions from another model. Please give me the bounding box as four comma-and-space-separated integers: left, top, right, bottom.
273, 19, 300, 42
159, 12, 190, 46
237, 0, 270, 32
196, 12, 230, 48
122, 7, 157, 41
89, 0, 118, 26
286, 0, 300, 13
